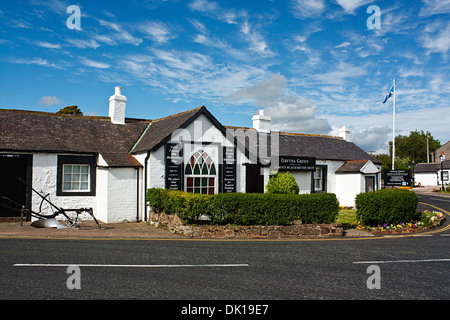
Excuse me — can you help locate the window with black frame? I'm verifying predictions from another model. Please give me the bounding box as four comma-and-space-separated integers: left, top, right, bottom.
57, 155, 96, 196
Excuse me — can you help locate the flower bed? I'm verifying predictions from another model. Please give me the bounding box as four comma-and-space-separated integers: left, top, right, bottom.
355, 210, 446, 235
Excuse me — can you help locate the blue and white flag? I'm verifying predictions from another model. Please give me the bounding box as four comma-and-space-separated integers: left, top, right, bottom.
383, 84, 394, 103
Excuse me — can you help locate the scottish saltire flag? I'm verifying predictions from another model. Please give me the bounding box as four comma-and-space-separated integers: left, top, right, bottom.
383, 84, 394, 103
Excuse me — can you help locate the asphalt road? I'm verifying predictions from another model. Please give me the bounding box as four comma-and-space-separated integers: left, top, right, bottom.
0, 192, 448, 314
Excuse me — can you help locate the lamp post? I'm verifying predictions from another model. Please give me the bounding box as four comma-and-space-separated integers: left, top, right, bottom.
440, 153, 445, 192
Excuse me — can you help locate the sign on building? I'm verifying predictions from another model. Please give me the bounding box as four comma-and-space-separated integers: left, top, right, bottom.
275, 156, 316, 171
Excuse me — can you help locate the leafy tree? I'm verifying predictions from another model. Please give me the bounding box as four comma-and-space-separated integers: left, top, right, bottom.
388, 130, 441, 168
57, 105, 83, 115
266, 172, 299, 194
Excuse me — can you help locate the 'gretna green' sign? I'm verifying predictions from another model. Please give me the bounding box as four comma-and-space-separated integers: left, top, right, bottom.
275, 156, 316, 171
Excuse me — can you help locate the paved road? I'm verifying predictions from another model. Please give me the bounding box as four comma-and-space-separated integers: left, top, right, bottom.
1, 191, 448, 315
1, 234, 449, 301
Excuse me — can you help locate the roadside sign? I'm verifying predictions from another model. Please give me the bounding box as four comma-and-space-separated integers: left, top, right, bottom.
384, 170, 411, 187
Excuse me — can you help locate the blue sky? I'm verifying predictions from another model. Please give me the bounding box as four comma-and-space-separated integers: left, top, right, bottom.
1, 0, 449, 154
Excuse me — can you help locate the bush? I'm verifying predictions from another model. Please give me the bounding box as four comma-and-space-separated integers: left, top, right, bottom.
266, 172, 299, 194
355, 189, 419, 226
147, 188, 340, 226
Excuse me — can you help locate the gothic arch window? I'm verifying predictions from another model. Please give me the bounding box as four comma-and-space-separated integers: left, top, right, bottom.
185, 150, 217, 195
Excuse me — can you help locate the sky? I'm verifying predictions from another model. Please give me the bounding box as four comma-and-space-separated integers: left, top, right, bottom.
0, 0, 449, 155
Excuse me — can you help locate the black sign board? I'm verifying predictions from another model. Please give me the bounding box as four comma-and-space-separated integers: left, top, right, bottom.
442, 171, 449, 182
275, 156, 316, 171
165, 143, 183, 190
223, 146, 236, 193
384, 170, 411, 186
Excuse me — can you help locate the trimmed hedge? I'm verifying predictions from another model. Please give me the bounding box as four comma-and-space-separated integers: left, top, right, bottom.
146, 188, 340, 226
355, 189, 419, 226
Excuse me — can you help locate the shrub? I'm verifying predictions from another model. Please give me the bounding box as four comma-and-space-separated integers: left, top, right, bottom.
355, 189, 419, 226
266, 172, 299, 194
147, 188, 340, 226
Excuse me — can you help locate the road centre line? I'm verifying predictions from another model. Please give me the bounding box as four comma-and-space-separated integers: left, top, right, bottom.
353, 259, 450, 264
13, 263, 249, 268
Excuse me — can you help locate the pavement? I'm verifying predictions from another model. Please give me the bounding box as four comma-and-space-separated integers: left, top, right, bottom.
0, 219, 184, 240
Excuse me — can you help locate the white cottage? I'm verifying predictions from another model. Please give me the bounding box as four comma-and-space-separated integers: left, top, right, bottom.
0, 87, 381, 223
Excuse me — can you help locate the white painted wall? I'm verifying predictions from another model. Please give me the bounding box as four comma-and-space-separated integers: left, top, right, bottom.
335, 173, 361, 207
145, 114, 250, 193
32, 153, 96, 221
99, 167, 140, 223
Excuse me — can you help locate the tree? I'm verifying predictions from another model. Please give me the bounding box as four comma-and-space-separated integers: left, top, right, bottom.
57, 105, 83, 115
266, 172, 299, 194
388, 130, 441, 169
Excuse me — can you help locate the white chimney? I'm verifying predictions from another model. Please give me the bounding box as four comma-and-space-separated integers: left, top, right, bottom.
252, 109, 271, 133
339, 126, 351, 141
109, 86, 127, 125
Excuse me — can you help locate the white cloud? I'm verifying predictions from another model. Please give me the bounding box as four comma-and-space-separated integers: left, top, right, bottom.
39, 96, 62, 106
138, 21, 176, 44
239, 20, 274, 57
419, 0, 450, 17
421, 22, 450, 54
335, 0, 374, 15
226, 74, 287, 107
291, 0, 325, 18
7, 57, 62, 69
225, 74, 332, 134
66, 38, 100, 49
34, 41, 61, 49
80, 58, 110, 69
189, 0, 238, 24
312, 61, 368, 85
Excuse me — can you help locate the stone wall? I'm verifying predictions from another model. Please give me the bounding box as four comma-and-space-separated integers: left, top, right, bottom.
147, 211, 344, 239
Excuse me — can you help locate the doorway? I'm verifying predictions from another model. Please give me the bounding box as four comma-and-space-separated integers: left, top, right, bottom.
245, 164, 264, 193
0, 154, 32, 218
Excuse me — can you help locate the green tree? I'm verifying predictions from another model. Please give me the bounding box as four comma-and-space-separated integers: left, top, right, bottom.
266, 172, 299, 194
57, 105, 83, 115
389, 130, 441, 168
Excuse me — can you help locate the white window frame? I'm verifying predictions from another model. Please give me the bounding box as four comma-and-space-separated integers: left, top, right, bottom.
62, 164, 91, 192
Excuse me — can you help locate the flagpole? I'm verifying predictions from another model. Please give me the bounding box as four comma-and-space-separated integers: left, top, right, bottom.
392, 78, 396, 170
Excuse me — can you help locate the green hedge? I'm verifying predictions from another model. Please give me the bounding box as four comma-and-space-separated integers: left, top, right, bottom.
355, 189, 419, 226
146, 188, 340, 225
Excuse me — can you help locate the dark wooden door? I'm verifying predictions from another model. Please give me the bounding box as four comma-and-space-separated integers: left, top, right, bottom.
0, 155, 32, 217
245, 164, 264, 193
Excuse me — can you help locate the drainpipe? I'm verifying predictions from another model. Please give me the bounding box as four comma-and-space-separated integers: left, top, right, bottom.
144, 151, 151, 222
136, 167, 139, 222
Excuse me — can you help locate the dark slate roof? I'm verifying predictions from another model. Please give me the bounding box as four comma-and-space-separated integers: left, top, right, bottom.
278, 133, 380, 163
0, 109, 149, 167
415, 160, 450, 173
225, 127, 380, 164
1, 106, 380, 166
335, 159, 370, 173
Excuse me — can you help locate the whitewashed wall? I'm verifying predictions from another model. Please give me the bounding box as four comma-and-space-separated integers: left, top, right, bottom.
31, 153, 96, 221
144, 114, 250, 193
98, 167, 140, 223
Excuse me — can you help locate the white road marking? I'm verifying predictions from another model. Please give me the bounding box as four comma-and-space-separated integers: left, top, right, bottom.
13, 263, 249, 268
353, 259, 450, 264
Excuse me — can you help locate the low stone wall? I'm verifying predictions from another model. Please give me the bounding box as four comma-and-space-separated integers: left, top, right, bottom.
147, 211, 344, 239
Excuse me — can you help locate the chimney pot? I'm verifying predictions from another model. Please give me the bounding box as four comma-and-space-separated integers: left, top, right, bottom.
109, 86, 127, 125
252, 109, 271, 133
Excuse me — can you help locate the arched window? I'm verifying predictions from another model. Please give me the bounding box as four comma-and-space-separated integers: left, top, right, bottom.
185, 150, 217, 195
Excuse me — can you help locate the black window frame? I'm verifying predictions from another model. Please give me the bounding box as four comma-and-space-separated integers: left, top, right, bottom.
57, 155, 96, 196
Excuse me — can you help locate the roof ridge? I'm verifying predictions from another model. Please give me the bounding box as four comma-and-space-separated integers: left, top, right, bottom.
223, 125, 342, 139
151, 106, 204, 123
